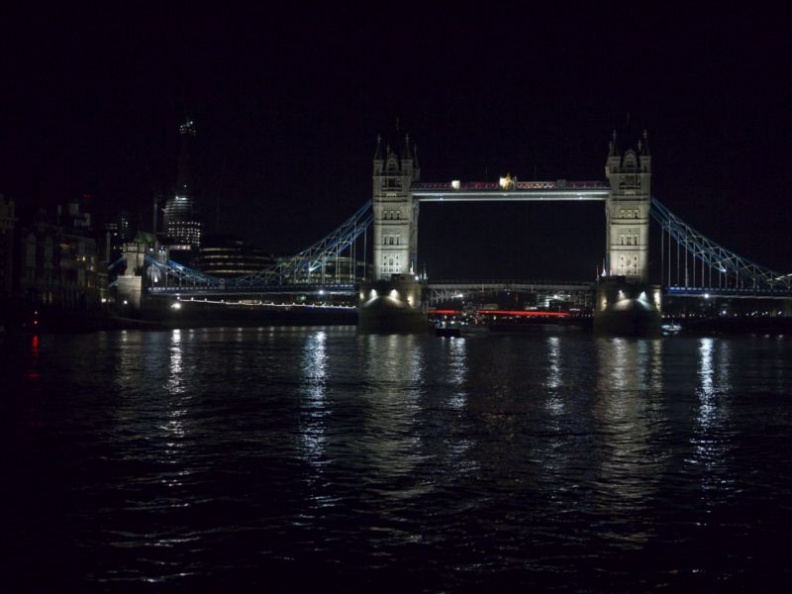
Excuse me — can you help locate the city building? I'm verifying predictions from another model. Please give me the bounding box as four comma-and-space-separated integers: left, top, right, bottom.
0, 194, 16, 300
193, 235, 276, 278
57, 194, 93, 231
163, 118, 203, 253
105, 210, 136, 252
18, 202, 101, 316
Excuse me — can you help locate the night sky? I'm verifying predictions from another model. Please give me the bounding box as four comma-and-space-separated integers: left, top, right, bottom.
1, 7, 789, 281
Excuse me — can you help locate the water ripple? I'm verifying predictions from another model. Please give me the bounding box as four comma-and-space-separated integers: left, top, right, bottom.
6, 329, 792, 591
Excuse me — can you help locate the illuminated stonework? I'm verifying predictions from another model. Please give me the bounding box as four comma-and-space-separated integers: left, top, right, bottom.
372, 133, 420, 280
604, 131, 651, 282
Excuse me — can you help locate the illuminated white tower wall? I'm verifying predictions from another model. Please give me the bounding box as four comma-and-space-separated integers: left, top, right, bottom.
604, 131, 651, 282
372, 133, 420, 280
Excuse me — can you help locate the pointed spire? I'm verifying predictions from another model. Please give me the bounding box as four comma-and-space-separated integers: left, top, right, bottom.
609, 129, 618, 157
640, 129, 650, 155
374, 134, 383, 161
402, 133, 412, 160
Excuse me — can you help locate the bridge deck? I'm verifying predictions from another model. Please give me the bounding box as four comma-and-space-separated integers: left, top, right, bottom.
411, 180, 609, 201
412, 190, 609, 202
426, 280, 594, 291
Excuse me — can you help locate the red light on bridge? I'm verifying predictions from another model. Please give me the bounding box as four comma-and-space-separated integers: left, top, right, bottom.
478, 310, 570, 318
429, 308, 571, 318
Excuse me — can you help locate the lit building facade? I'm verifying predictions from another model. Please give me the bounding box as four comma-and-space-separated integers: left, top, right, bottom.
604, 131, 651, 282
105, 210, 135, 251
0, 195, 16, 300
163, 119, 203, 250
194, 235, 276, 278
595, 130, 661, 336
372, 132, 420, 280
19, 205, 100, 311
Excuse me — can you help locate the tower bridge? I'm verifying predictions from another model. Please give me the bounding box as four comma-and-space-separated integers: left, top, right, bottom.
116, 130, 792, 334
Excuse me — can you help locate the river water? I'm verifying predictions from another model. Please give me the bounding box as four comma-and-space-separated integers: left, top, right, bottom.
5, 326, 792, 592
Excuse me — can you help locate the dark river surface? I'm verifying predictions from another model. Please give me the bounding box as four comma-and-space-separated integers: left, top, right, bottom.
4, 326, 792, 593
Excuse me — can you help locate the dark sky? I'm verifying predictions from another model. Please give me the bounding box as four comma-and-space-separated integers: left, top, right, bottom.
1, 7, 789, 281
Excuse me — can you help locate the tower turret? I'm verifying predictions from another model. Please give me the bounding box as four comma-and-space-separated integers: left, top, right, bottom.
372, 130, 420, 279
604, 130, 652, 282
359, 126, 426, 332
595, 129, 661, 335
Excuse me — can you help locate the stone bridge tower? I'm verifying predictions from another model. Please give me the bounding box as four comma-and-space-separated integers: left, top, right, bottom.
595, 130, 661, 335
372, 132, 420, 280
359, 131, 426, 332
605, 130, 651, 281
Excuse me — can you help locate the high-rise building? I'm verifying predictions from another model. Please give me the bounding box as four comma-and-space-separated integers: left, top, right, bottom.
105, 210, 135, 251
163, 118, 203, 251
19, 200, 100, 312
193, 235, 276, 278
0, 194, 17, 300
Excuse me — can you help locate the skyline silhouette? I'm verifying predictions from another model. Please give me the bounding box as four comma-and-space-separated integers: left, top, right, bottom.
1, 7, 789, 278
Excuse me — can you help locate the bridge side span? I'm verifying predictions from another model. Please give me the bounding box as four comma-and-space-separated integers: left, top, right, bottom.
651, 197, 791, 293
230, 200, 373, 288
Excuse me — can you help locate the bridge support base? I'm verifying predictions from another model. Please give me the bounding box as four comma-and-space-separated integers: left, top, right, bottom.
593, 277, 662, 337
358, 275, 429, 333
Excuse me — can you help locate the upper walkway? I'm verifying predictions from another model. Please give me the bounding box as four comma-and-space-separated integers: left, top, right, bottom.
411, 180, 610, 202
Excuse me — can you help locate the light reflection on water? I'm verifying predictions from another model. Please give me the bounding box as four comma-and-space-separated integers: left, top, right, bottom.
6, 328, 792, 591
359, 333, 424, 480
300, 330, 328, 474
691, 337, 736, 520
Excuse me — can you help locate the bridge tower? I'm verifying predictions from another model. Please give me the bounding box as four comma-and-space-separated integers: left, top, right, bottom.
358, 131, 427, 332
595, 131, 661, 335
605, 130, 651, 280
372, 132, 420, 279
